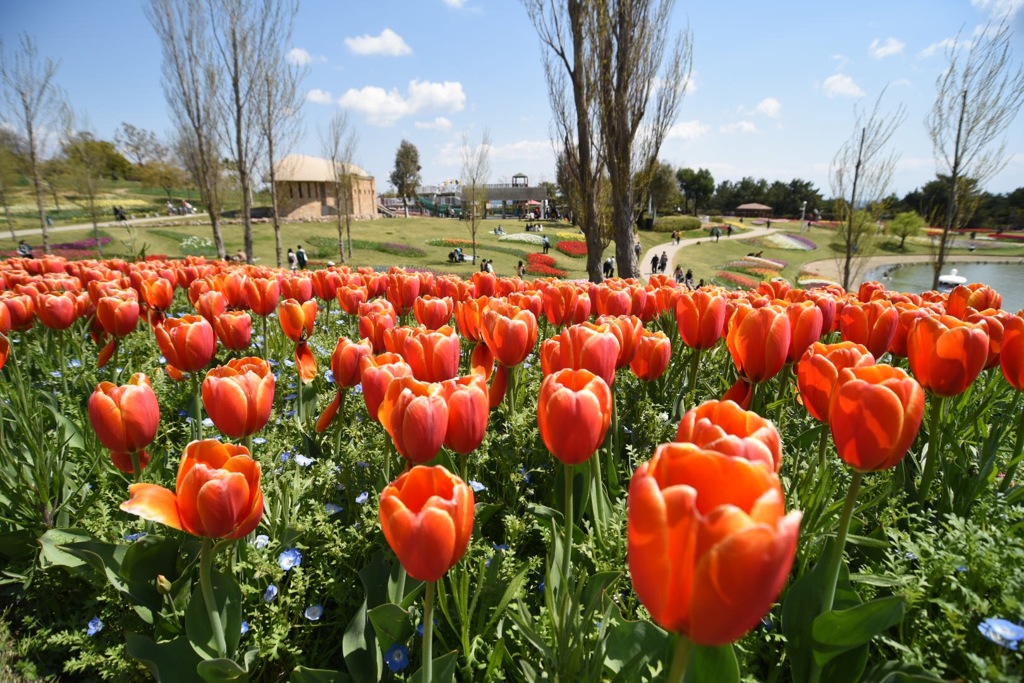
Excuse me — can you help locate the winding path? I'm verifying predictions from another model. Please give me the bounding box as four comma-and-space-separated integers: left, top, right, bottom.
640, 224, 775, 281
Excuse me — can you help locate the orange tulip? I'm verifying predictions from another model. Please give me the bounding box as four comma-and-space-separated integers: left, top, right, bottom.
379, 465, 474, 582
907, 314, 989, 397
537, 368, 612, 465
630, 329, 672, 381
454, 296, 488, 343
627, 443, 801, 645
947, 283, 1002, 319
676, 289, 727, 350
1000, 314, 1024, 391
202, 357, 275, 439
726, 304, 791, 383
440, 374, 489, 454
358, 300, 398, 353
280, 275, 313, 303
140, 275, 175, 313
378, 376, 448, 464
967, 310, 1008, 370
829, 364, 925, 472
414, 295, 454, 330
542, 282, 590, 327
471, 270, 496, 298
482, 300, 538, 367
195, 290, 227, 324
0, 304, 9, 371
243, 276, 281, 317
96, 294, 140, 337
796, 341, 875, 423
2, 293, 35, 331
784, 300, 823, 363
889, 304, 932, 359
594, 284, 631, 317
857, 280, 886, 303
386, 271, 421, 315
722, 377, 754, 409
213, 310, 252, 351
337, 285, 369, 316
540, 322, 620, 387
675, 399, 781, 472
359, 353, 415, 422
758, 278, 791, 300
35, 291, 78, 331
295, 341, 317, 383
469, 341, 495, 381
311, 268, 343, 302
839, 300, 899, 359
596, 314, 643, 369
88, 372, 160, 455
384, 325, 461, 383
154, 314, 216, 379
121, 439, 263, 539
316, 337, 374, 432
279, 298, 317, 342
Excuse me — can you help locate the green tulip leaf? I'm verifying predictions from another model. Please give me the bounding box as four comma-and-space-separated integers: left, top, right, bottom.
184, 570, 243, 661
860, 660, 947, 683
290, 667, 352, 683
125, 632, 204, 683
197, 657, 249, 682
367, 603, 414, 650
408, 650, 458, 683
684, 643, 739, 683
605, 618, 671, 678
812, 596, 905, 666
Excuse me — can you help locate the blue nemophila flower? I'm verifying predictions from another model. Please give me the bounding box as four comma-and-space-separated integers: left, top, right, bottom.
538, 580, 546, 594
384, 643, 410, 672
304, 604, 324, 621
284, 409, 297, 418
978, 618, 1024, 650
240, 621, 250, 635
202, 417, 214, 428
159, 355, 167, 364
518, 465, 532, 484
284, 393, 297, 401
294, 454, 315, 467
416, 617, 439, 638
253, 534, 270, 549
69, 358, 82, 368
352, 383, 363, 395
268, 359, 279, 367
263, 584, 278, 602
87, 617, 103, 636
493, 543, 510, 552
356, 461, 370, 469
124, 531, 147, 542
355, 492, 369, 505
284, 359, 295, 368
253, 437, 267, 445
278, 548, 302, 571
50, 370, 62, 378
280, 451, 292, 462
325, 503, 343, 515
324, 369, 335, 384
469, 480, 486, 493
177, 409, 189, 417
955, 565, 968, 573
904, 552, 918, 562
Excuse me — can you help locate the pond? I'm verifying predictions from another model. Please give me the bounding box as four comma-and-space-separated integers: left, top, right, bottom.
864, 261, 1024, 313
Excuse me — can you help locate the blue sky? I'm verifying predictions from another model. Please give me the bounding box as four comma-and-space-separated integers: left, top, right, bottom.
2, 0, 1023, 198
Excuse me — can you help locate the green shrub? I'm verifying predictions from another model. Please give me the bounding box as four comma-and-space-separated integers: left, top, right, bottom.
652, 215, 702, 233
710, 215, 725, 223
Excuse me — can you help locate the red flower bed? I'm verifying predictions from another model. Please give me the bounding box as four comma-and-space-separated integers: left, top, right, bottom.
556, 240, 588, 258
526, 252, 567, 277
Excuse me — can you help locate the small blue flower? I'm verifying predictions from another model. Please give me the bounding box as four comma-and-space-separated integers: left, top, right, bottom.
384, 642, 410, 672
325, 503, 343, 515
355, 491, 369, 505
124, 531, 147, 542
356, 461, 370, 469
159, 355, 167, 364
253, 437, 267, 445
278, 548, 302, 571
263, 584, 278, 602
240, 621, 250, 635
280, 451, 292, 463
202, 417, 214, 428
177, 409, 189, 417
268, 359, 279, 367
352, 383, 363, 395
294, 454, 315, 467
416, 617, 439, 638
304, 604, 324, 621
519, 465, 532, 484
87, 617, 103, 636
69, 358, 82, 368
284, 392, 298, 401
978, 617, 1024, 650
284, 359, 295, 368
538, 580, 546, 594
469, 480, 486, 493
956, 565, 968, 573
50, 370, 62, 378
284, 409, 297, 418
904, 552, 918, 562
253, 534, 270, 549
492, 543, 510, 552
324, 369, 336, 384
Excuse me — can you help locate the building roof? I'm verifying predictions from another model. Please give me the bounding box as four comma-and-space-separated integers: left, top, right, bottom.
273, 154, 370, 182
736, 202, 773, 210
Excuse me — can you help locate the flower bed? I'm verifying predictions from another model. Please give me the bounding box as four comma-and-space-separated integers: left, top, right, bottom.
763, 232, 818, 251
555, 240, 587, 258
526, 252, 567, 276
715, 270, 759, 289
498, 232, 545, 245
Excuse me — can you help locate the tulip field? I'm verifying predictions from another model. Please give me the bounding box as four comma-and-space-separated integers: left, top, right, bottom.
2, 253, 1024, 683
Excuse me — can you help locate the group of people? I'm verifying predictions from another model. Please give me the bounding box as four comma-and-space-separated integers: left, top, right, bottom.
650, 251, 669, 274
525, 223, 544, 232
672, 266, 696, 288
479, 259, 495, 274
286, 245, 308, 270
112, 206, 129, 222
603, 256, 616, 278
448, 247, 468, 263
166, 200, 195, 216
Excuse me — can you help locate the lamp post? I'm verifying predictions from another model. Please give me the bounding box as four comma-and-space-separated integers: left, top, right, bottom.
800, 200, 808, 232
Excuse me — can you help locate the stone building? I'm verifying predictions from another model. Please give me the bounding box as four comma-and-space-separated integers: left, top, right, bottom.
273, 154, 378, 221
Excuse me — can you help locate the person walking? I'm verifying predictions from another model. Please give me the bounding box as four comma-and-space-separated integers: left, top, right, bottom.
17, 240, 32, 257
516, 260, 526, 278
650, 254, 659, 275
287, 248, 298, 271
296, 245, 308, 269
542, 235, 550, 254
658, 251, 668, 274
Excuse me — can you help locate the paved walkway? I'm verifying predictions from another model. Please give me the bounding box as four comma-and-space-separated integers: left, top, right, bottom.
641, 224, 775, 282
8, 213, 208, 241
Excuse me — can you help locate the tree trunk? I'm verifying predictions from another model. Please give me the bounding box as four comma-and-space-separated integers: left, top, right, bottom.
932, 90, 968, 290
842, 128, 866, 291
613, 193, 639, 279
26, 122, 49, 253
267, 135, 283, 268
584, 226, 604, 282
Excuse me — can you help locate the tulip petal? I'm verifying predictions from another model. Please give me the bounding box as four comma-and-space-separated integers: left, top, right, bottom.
121, 484, 183, 531
316, 392, 342, 433
195, 472, 250, 539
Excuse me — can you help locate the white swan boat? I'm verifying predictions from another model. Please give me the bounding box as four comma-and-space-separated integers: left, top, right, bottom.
938, 268, 968, 287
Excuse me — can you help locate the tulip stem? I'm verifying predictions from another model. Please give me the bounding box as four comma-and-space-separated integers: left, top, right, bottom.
261, 315, 269, 361
561, 462, 573, 596
999, 392, 1024, 492
917, 395, 945, 505
809, 470, 863, 683
666, 633, 693, 683
242, 435, 253, 454
422, 580, 435, 682
192, 372, 203, 442
130, 451, 142, 482
199, 538, 228, 659
688, 348, 701, 397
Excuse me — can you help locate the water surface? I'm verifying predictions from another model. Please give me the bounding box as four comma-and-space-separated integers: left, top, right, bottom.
864, 261, 1024, 313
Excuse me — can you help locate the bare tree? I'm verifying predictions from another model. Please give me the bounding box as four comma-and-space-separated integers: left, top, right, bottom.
829, 90, 906, 291
927, 18, 1024, 289
523, 0, 606, 281
147, 0, 227, 258
114, 123, 167, 168
60, 107, 105, 256
460, 129, 491, 264
320, 110, 357, 264
0, 35, 63, 253
591, 0, 692, 278
207, 0, 293, 264
257, 16, 305, 268
0, 134, 23, 240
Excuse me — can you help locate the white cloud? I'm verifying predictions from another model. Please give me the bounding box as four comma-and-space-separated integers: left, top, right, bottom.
830, 54, 851, 71
415, 117, 454, 131
667, 120, 711, 140
339, 80, 465, 126
443, 0, 468, 7
438, 139, 551, 166
305, 88, 333, 105
287, 48, 313, 66
870, 37, 905, 59
822, 73, 865, 98
972, 0, 1024, 18
754, 97, 781, 118
344, 29, 412, 57
683, 70, 697, 95
720, 121, 757, 134
920, 37, 971, 58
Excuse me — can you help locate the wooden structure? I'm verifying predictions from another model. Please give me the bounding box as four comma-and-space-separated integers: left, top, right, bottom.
273, 154, 378, 221
735, 202, 773, 218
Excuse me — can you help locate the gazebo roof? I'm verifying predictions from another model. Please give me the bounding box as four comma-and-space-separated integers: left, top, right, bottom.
273, 154, 369, 182
736, 203, 772, 210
